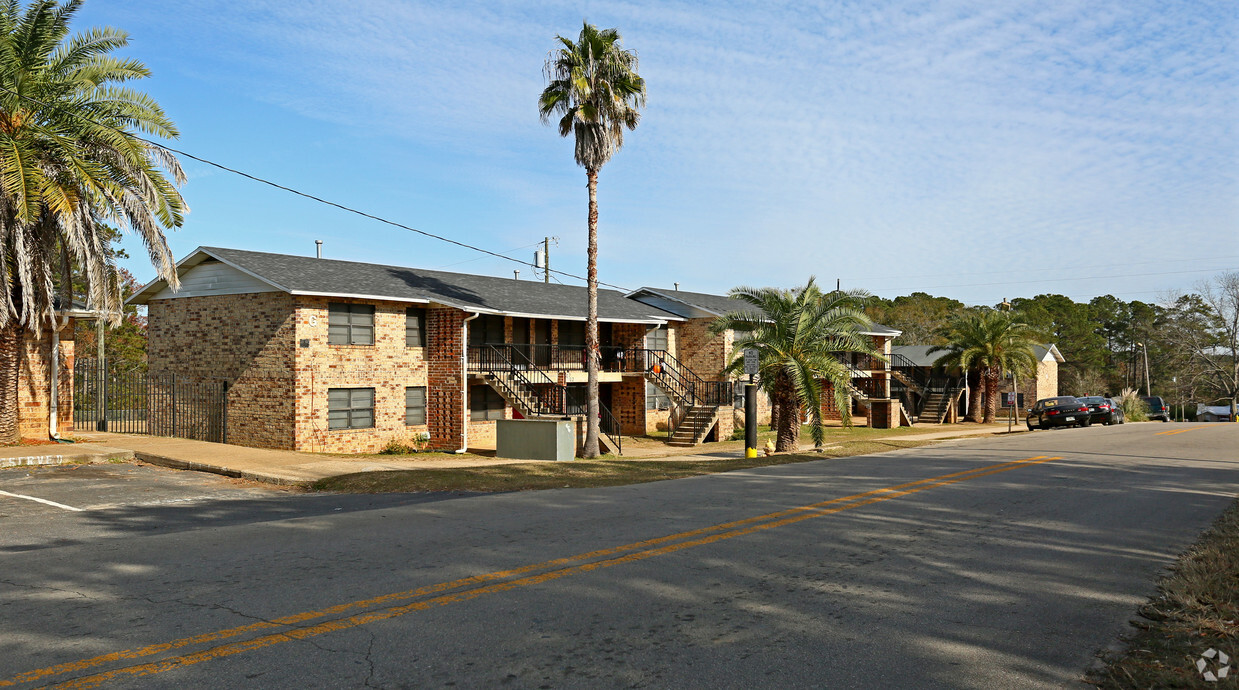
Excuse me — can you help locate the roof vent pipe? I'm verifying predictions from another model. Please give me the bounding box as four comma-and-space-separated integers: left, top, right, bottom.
674, 282, 679, 291
514, 270, 520, 280
315, 240, 323, 258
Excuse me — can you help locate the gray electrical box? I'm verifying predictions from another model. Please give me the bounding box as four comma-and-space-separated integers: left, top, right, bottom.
496, 419, 575, 462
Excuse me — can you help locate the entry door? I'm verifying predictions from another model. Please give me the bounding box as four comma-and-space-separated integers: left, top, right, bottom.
512, 319, 530, 365
533, 319, 551, 366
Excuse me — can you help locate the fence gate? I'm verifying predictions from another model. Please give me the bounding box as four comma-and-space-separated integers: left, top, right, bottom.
73, 360, 228, 443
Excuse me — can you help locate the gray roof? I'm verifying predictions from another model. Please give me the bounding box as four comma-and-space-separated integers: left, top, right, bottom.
893, 343, 1064, 367
890, 345, 941, 367
130, 247, 682, 324
628, 286, 900, 336
628, 287, 755, 318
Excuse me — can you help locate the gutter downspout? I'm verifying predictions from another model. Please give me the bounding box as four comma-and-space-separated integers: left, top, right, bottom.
49, 313, 71, 441
456, 312, 480, 453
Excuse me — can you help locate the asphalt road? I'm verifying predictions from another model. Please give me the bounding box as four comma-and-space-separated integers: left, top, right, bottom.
1, 423, 1236, 688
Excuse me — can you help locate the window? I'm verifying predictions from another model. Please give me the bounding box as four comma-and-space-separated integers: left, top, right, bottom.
645, 381, 671, 411
470, 385, 505, 421
406, 307, 427, 347
405, 386, 427, 425
646, 326, 668, 351
468, 314, 505, 347
559, 320, 586, 349
328, 303, 374, 345
328, 388, 374, 430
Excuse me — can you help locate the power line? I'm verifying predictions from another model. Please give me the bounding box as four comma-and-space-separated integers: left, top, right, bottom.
0, 84, 633, 292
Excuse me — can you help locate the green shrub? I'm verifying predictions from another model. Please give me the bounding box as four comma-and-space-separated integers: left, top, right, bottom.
1117, 388, 1148, 422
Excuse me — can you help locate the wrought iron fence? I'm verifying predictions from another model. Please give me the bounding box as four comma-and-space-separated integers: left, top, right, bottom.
73, 360, 228, 443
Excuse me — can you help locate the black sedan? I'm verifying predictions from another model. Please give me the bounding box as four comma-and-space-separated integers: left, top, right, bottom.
1026, 396, 1091, 430
1106, 398, 1125, 425
1077, 396, 1116, 425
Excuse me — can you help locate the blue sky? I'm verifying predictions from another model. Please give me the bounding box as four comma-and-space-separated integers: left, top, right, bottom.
78, 0, 1237, 306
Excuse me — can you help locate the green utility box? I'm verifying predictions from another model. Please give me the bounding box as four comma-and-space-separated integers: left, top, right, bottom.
496, 419, 575, 462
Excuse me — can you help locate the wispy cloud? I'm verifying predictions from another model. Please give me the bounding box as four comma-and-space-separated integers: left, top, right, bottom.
89, 0, 1237, 303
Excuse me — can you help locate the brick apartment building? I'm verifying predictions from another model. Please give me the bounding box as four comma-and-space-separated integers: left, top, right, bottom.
129, 247, 752, 454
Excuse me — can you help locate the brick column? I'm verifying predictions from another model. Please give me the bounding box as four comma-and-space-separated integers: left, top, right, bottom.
427, 307, 466, 451
820, 381, 844, 421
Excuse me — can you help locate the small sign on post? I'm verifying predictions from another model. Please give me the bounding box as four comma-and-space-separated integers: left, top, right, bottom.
1005, 391, 1017, 407
744, 348, 759, 377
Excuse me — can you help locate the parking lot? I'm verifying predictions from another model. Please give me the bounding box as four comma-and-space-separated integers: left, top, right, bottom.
0, 462, 467, 553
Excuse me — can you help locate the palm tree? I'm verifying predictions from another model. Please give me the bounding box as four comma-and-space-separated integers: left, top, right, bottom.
711, 279, 880, 452
0, 0, 185, 442
929, 310, 1039, 424
539, 22, 645, 458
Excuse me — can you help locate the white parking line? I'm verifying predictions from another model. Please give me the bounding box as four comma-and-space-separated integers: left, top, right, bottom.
0, 489, 83, 512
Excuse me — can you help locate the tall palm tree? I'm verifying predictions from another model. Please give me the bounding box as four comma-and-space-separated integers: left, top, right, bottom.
711, 279, 880, 452
0, 0, 185, 442
539, 22, 645, 458
929, 310, 1039, 424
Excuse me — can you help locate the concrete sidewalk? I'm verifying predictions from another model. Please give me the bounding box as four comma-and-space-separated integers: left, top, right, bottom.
44, 423, 1027, 487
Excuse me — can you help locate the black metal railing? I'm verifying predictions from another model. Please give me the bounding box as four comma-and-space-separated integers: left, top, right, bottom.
889, 352, 930, 391
469, 345, 566, 417
73, 360, 228, 443
564, 387, 622, 455
634, 348, 733, 407
468, 344, 623, 453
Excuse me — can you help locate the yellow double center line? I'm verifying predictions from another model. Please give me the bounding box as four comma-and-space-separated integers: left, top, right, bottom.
6, 454, 1061, 689
1155, 425, 1226, 436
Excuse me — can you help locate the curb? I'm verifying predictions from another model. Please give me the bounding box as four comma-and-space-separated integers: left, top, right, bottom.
0, 447, 134, 470
131, 451, 314, 488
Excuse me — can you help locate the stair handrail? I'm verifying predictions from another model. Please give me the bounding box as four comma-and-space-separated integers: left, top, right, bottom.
564, 386, 623, 455
636, 348, 732, 407
471, 344, 623, 453
889, 352, 929, 391
469, 344, 565, 416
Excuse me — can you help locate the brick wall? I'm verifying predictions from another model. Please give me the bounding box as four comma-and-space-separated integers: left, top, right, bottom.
613, 376, 647, 435
290, 296, 433, 454
676, 319, 728, 380
148, 293, 297, 449
16, 322, 75, 439
820, 381, 844, 422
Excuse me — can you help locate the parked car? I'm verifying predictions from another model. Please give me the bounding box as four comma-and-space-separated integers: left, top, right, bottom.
1077, 396, 1116, 425
1026, 396, 1091, 430
1105, 398, 1126, 425
1142, 396, 1171, 422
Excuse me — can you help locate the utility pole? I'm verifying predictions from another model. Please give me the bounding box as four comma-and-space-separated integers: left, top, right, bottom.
543, 237, 550, 283
1138, 342, 1151, 396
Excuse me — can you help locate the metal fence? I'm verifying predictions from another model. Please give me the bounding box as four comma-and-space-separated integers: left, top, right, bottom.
73, 360, 228, 443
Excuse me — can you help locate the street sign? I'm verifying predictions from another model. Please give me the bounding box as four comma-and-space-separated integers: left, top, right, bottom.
1005, 391, 1017, 406
744, 349, 759, 376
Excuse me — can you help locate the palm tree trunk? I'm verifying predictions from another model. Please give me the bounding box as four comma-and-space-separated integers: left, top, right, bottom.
583, 168, 601, 458
774, 386, 799, 452
0, 320, 22, 444
966, 369, 983, 422
983, 366, 1000, 423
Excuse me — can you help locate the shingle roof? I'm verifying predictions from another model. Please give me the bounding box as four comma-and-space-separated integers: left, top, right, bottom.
131, 247, 682, 324
628, 287, 753, 317
893, 343, 1064, 367
628, 286, 900, 336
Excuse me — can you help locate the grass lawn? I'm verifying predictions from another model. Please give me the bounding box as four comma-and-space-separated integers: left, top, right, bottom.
1088, 498, 1239, 687
311, 437, 932, 493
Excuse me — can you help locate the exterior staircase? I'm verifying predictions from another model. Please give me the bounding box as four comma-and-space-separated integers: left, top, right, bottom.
919, 390, 951, 424
472, 345, 623, 454
666, 404, 721, 447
